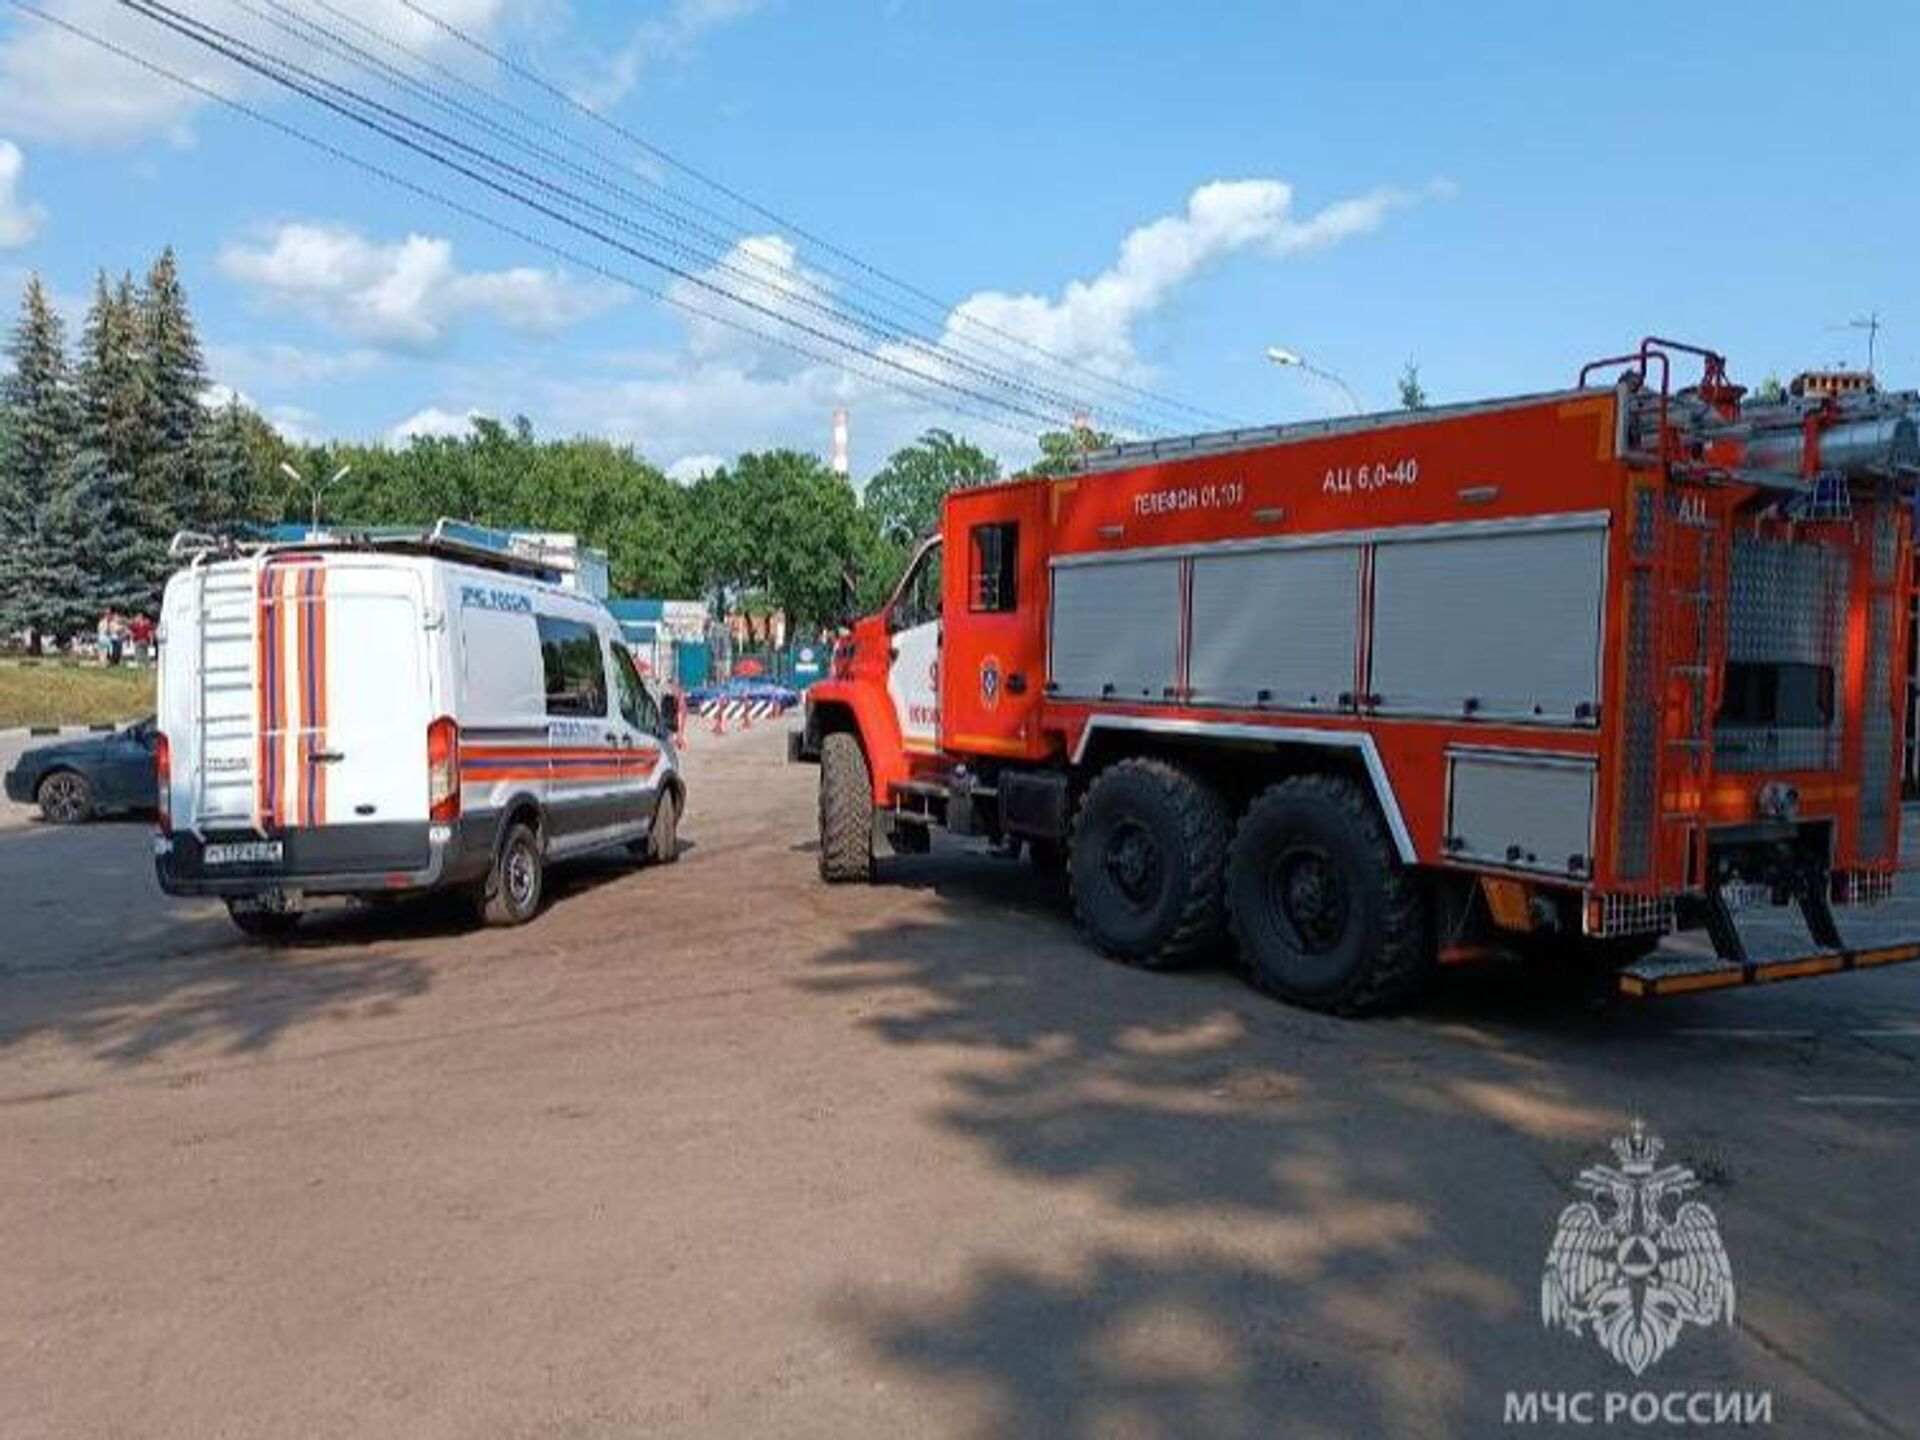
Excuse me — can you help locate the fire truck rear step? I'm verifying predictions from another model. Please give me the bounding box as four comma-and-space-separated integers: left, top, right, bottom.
1618, 940, 1920, 998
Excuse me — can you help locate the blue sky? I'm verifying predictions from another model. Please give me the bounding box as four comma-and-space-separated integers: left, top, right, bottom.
0, 0, 1914, 480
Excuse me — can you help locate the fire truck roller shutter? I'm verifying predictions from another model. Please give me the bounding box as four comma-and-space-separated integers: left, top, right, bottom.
1369, 515, 1607, 724
1188, 544, 1361, 710
1050, 555, 1183, 702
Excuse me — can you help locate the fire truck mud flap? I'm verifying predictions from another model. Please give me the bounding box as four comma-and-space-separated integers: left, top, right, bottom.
1617, 939, 1920, 998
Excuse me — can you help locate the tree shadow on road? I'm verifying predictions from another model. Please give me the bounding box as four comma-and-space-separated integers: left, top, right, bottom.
799, 845, 1907, 1438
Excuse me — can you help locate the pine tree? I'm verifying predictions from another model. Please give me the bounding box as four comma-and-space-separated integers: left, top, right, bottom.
76, 272, 160, 613
46, 447, 126, 629
0, 275, 81, 648
193, 398, 261, 528
139, 246, 209, 541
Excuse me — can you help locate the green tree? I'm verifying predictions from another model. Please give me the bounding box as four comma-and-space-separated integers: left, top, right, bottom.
53, 445, 141, 624
0, 275, 82, 647
1397, 360, 1428, 410
76, 272, 164, 611
862, 427, 999, 542
1025, 423, 1116, 478
192, 398, 270, 529
1754, 374, 1787, 403
684, 450, 873, 634
139, 246, 209, 533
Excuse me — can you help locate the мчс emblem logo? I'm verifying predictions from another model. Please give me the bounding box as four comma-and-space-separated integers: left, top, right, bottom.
979, 655, 1002, 710
1541, 1121, 1734, 1376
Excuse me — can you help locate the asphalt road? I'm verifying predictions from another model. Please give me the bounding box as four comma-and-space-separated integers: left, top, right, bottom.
1, 722, 1917, 1439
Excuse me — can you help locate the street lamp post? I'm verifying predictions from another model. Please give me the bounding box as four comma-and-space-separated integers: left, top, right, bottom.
1265, 346, 1363, 416
279, 460, 353, 536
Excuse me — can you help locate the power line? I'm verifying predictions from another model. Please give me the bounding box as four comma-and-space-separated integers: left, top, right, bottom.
109, 0, 1082, 434
208, 0, 1170, 434
396, 0, 1242, 432
3, 0, 1047, 442
294, 0, 1208, 434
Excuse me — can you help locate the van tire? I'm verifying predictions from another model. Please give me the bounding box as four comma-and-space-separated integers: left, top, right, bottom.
1227, 773, 1431, 1014
225, 900, 302, 940
647, 789, 681, 864
483, 822, 544, 926
1068, 758, 1229, 969
819, 731, 875, 883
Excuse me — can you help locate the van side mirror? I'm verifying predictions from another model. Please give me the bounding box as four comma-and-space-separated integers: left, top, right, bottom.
660, 691, 681, 735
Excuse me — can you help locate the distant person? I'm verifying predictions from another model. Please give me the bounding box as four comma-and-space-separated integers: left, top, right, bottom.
95, 611, 113, 666
129, 613, 155, 664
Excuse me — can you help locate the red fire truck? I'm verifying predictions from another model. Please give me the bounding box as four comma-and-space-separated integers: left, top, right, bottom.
791, 339, 1920, 1011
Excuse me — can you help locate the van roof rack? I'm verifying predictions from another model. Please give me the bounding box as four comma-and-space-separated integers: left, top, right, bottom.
170, 520, 567, 584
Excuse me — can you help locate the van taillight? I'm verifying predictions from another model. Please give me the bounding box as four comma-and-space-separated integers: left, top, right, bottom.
427, 716, 460, 822
155, 732, 172, 836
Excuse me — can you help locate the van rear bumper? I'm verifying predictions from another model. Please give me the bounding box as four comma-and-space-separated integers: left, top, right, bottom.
155, 819, 494, 898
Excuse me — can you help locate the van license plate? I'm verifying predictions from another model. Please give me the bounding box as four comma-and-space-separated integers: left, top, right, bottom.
204, 841, 283, 866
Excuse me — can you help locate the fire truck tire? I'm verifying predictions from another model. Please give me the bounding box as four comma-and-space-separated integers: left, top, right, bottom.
1228, 774, 1431, 1014
819, 731, 876, 883
1068, 758, 1230, 968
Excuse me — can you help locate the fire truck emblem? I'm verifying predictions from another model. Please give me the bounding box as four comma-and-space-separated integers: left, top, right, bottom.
1541, 1121, 1734, 1376
979, 655, 1002, 710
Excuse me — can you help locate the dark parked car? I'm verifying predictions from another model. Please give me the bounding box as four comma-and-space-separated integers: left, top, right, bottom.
3, 716, 159, 824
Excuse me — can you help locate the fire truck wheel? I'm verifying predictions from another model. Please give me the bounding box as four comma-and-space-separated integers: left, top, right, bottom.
1069, 758, 1230, 968
819, 731, 876, 883
1228, 774, 1431, 1014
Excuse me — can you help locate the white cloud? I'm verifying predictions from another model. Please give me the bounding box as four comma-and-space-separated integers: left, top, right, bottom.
199, 383, 319, 443
0, 0, 535, 147
668, 231, 850, 373
390, 405, 484, 445
936, 179, 1450, 380
526, 176, 1444, 470
0, 140, 45, 247
666, 453, 725, 482
265, 403, 321, 444
219, 223, 626, 350
207, 340, 386, 388
573, 0, 764, 110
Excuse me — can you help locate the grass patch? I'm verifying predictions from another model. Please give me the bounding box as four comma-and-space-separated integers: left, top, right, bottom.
0, 658, 156, 729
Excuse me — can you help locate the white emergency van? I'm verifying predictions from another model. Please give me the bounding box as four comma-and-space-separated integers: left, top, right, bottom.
154, 522, 684, 937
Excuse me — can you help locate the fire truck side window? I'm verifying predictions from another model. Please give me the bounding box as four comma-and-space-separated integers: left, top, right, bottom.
892, 543, 943, 630
969, 522, 1019, 613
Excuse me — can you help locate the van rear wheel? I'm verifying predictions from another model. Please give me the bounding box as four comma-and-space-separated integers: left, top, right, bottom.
818, 732, 875, 883
225, 900, 302, 940
1227, 774, 1431, 1014
482, 822, 544, 926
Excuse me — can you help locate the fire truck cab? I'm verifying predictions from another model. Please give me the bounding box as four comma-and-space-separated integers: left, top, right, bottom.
794, 340, 1920, 1011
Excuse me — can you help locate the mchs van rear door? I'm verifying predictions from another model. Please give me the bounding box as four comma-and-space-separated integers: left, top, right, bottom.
256, 555, 429, 829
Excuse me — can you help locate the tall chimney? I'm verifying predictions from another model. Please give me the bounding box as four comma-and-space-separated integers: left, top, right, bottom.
831, 407, 851, 478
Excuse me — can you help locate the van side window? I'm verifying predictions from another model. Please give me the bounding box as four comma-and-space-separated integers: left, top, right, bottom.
612, 642, 660, 733
969, 522, 1018, 612
538, 616, 607, 717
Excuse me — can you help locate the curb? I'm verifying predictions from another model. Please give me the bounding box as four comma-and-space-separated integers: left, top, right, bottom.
2, 723, 125, 742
